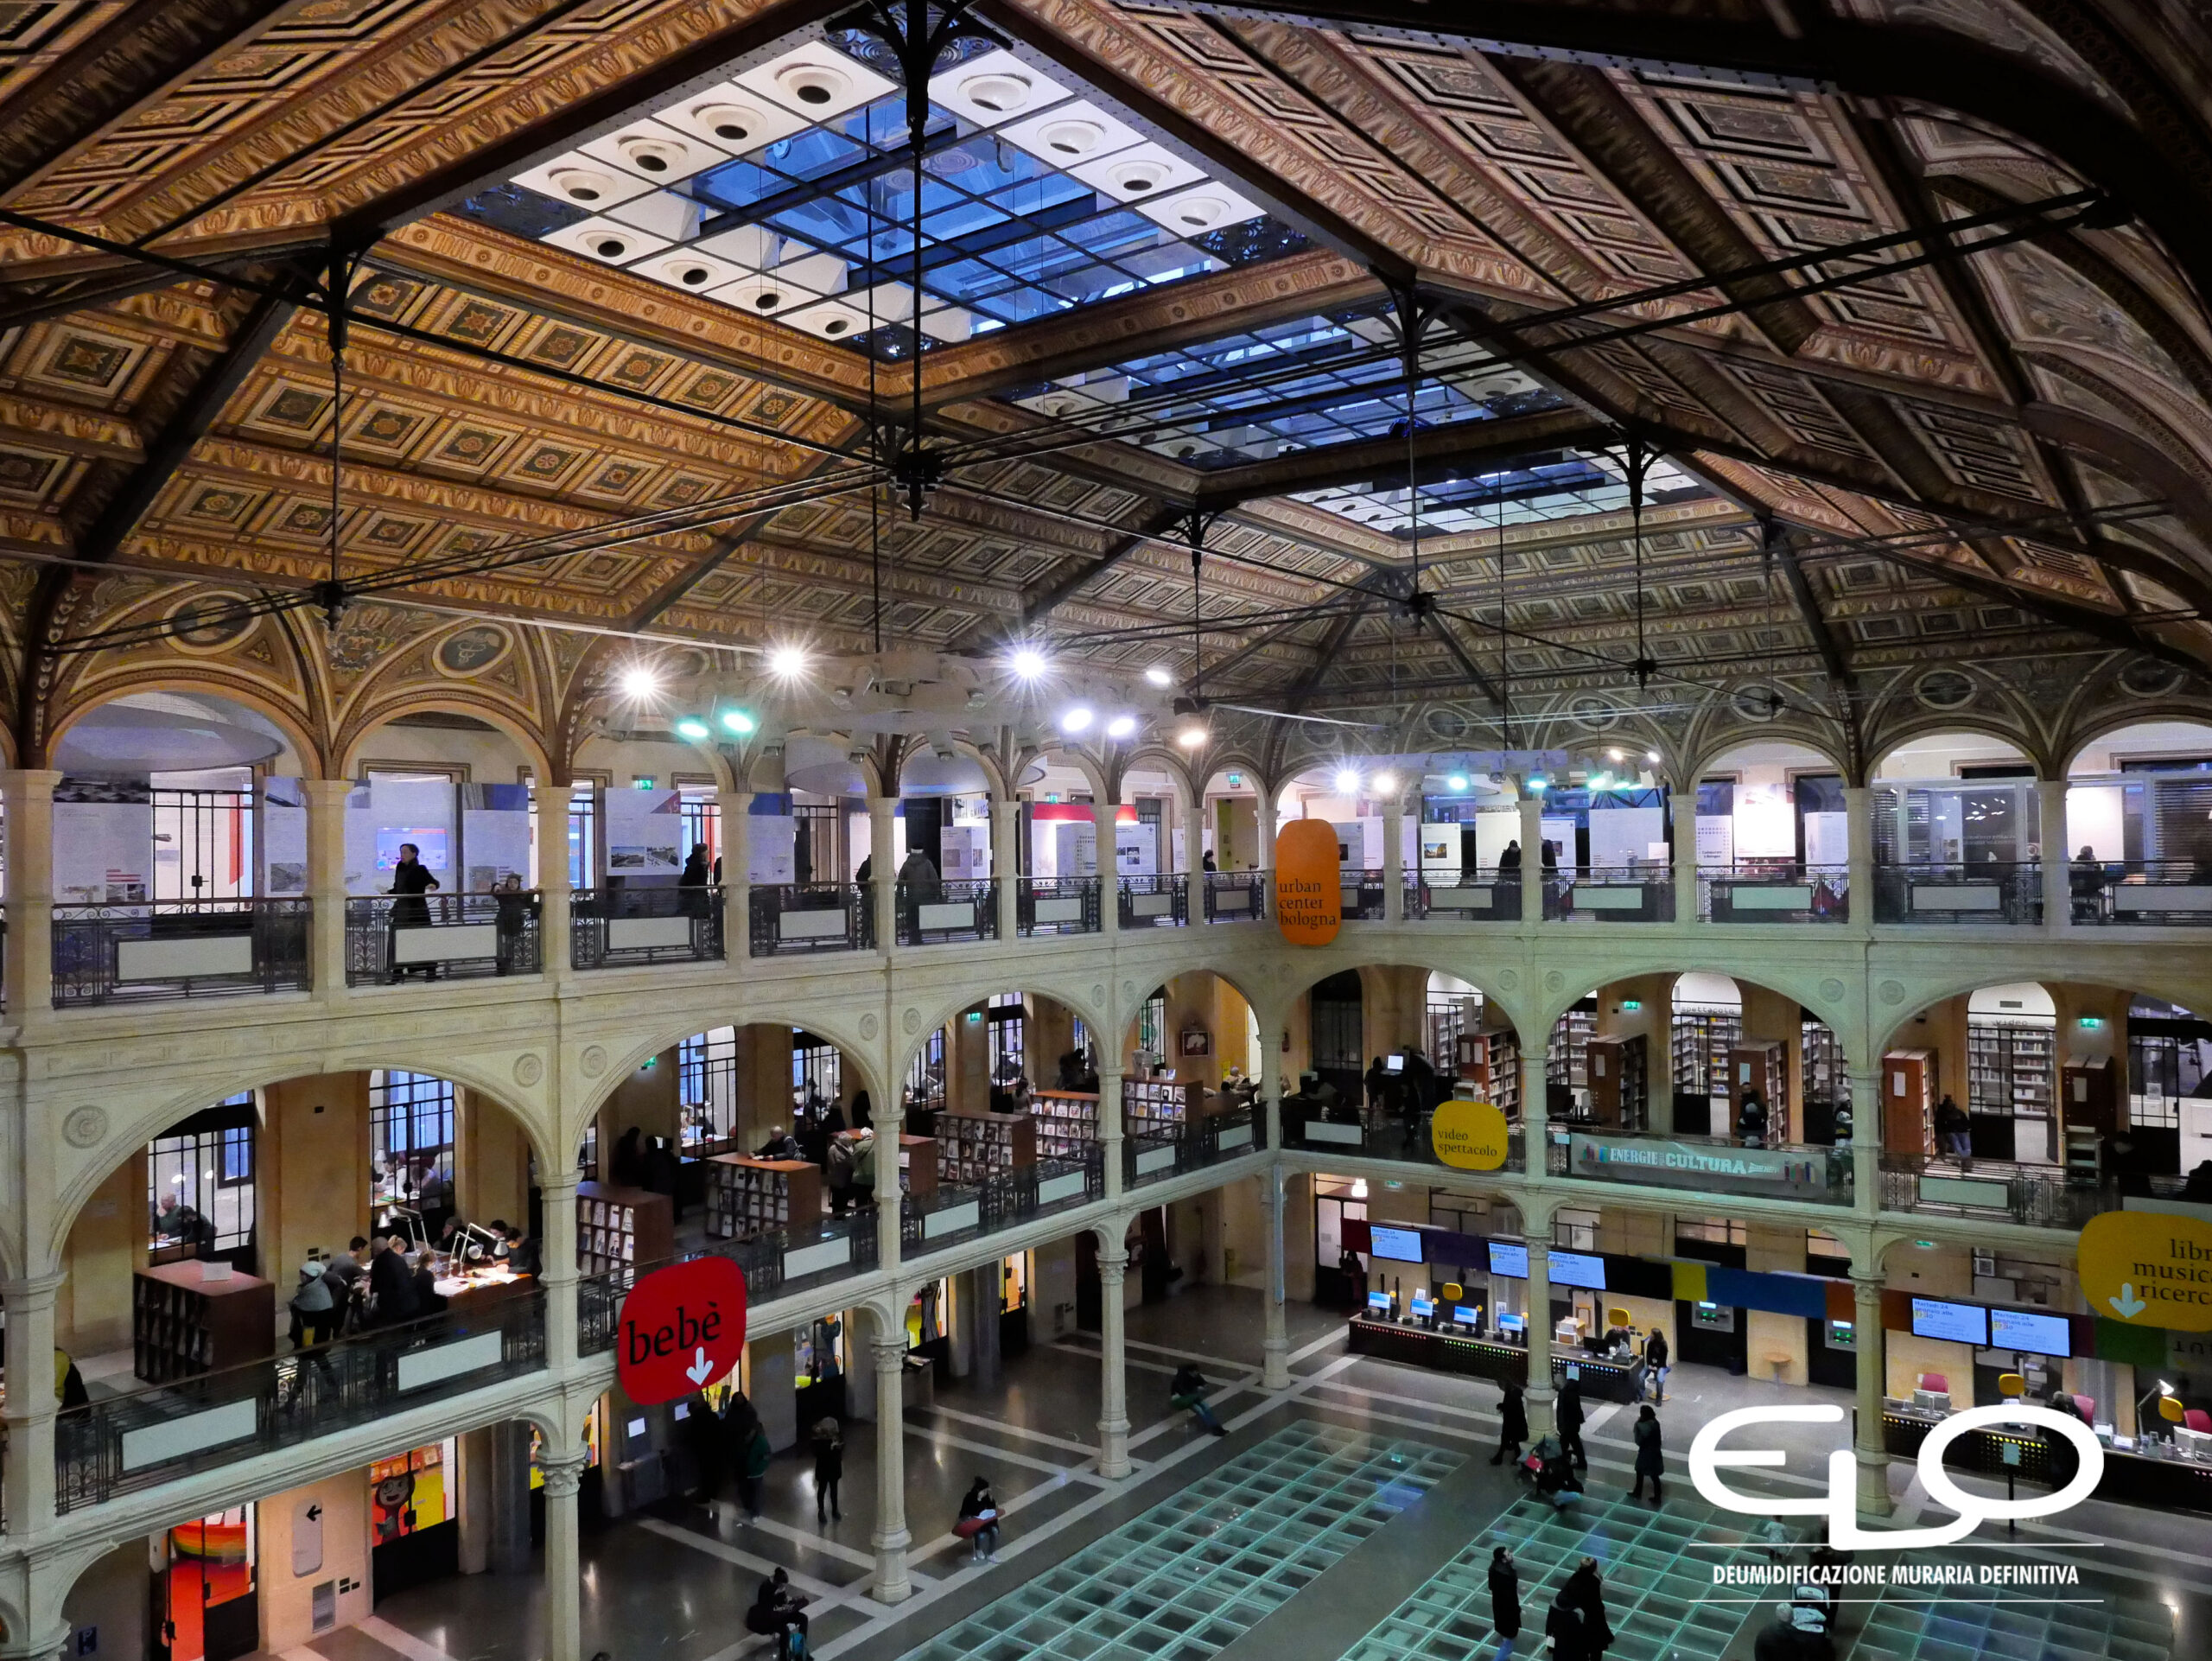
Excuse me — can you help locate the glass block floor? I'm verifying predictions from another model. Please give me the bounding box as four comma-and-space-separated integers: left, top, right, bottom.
896, 1422, 1461, 1661
1853, 1564, 2173, 1661
1346, 1492, 1800, 1661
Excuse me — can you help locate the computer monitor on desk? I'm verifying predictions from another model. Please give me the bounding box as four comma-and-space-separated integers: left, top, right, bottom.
1454, 1306, 1480, 1331
1366, 1291, 1391, 1316
1500, 1312, 1526, 1339
1409, 1294, 1435, 1321
1912, 1389, 1950, 1413
2177, 1426, 2212, 1459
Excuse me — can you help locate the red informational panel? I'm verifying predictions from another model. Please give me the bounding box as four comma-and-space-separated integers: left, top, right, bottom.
615, 1256, 748, 1403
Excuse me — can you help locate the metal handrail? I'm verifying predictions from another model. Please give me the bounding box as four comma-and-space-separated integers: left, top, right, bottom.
1554, 865, 1675, 922
1203, 869, 1266, 921
2068, 860, 2212, 926
52, 896, 311, 1006
1016, 875, 1100, 936
571, 883, 722, 968
748, 881, 868, 955
1118, 873, 1187, 927
896, 877, 996, 945
1698, 864, 1849, 925
1872, 862, 2044, 925
344, 890, 541, 986
900, 1150, 1104, 1251
577, 1213, 882, 1356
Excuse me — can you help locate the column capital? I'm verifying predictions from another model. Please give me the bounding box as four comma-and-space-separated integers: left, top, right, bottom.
1851, 1270, 1886, 1295
873, 1333, 910, 1371
0, 1271, 67, 1305
1096, 1248, 1128, 1287
537, 1446, 589, 1497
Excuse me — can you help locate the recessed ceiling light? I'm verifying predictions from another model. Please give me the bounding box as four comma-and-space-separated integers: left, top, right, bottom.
694, 103, 762, 144
961, 72, 1032, 113
1041, 118, 1104, 156
594, 237, 627, 259
778, 65, 846, 106
1144, 665, 1173, 687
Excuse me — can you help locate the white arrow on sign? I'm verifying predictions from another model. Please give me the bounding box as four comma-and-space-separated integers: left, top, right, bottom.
684, 1346, 715, 1385
2109, 1282, 2148, 1320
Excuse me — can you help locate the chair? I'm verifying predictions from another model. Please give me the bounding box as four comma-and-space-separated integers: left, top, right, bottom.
1917, 1372, 1948, 1394
2183, 1409, 2211, 1434
2158, 1396, 2185, 1425
2073, 1394, 2095, 1422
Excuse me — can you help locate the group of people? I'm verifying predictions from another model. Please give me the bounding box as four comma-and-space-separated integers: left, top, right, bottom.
285, 1217, 537, 1352
1486, 1549, 1614, 1661
1485, 1366, 1669, 1508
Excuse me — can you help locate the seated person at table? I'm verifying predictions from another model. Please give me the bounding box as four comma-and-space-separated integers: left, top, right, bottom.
151, 1192, 200, 1241
502, 1223, 541, 1276
435, 1213, 469, 1257
755, 1124, 800, 1161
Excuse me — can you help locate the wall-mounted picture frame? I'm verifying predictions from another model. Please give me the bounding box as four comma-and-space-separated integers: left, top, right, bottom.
1179, 1027, 1211, 1057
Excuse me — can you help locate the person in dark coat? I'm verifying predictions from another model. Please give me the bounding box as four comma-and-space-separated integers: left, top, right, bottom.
1564, 1558, 1614, 1657
744, 1569, 809, 1660
367, 1236, 420, 1327
410, 1250, 446, 1317
610, 1125, 645, 1187
1934, 1094, 1972, 1163
1630, 1403, 1664, 1502
810, 1416, 844, 1524
386, 843, 441, 980
849, 1088, 873, 1132
1556, 1375, 1587, 1469
1641, 1327, 1670, 1404
1490, 1377, 1529, 1466
1544, 1589, 1591, 1661
1487, 1545, 1522, 1661
684, 1391, 727, 1502
1400, 1046, 1439, 1117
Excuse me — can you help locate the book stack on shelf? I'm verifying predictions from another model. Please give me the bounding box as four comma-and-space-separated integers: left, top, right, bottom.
575, 1181, 674, 1276
1802, 1021, 1848, 1108
933, 1108, 1038, 1184
131, 1262, 275, 1384
1586, 1034, 1649, 1130
705, 1156, 823, 1240
1031, 1089, 1101, 1158
1967, 1021, 2056, 1119
1671, 1008, 1743, 1099
1453, 1031, 1520, 1117
896, 1134, 938, 1199
1123, 1079, 1203, 1135
1548, 1005, 1596, 1087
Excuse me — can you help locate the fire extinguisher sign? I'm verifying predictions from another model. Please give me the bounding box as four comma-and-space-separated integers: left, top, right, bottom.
614, 1256, 748, 1404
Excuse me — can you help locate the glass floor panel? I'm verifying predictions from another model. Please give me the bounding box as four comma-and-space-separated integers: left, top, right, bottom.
897, 1422, 1461, 1661
1345, 1492, 1803, 1661
1851, 1554, 2173, 1661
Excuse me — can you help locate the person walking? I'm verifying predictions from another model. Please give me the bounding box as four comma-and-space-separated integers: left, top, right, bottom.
1544, 1588, 1591, 1661
956, 1476, 1001, 1564
1170, 1362, 1230, 1436
738, 1417, 772, 1518
1934, 1094, 1972, 1165
1564, 1557, 1615, 1658
810, 1416, 844, 1524
1641, 1327, 1669, 1404
1556, 1374, 1588, 1469
1487, 1545, 1522, 1661
289, 1253, 336, 1350
1630, 1404, 1664, 1503
1489, 1377, 1529, 1466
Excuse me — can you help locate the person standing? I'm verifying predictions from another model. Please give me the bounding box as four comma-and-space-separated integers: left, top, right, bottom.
1630, 1404, 1664, 1503
289, 1254, 336, 1350
1490, 1376, 1529, 1467
1487, 1545, 1522, 1661
810, 1416, 844, 1524
1564, 1557, 1615, 1658
1934, 1094, 1972, 1165
1641, 1327, 1670, 1404
1556, 1375, 1587, 1470
739, 1418, 772, 1518
1544, 1588, 1590, 1661
367, 1235, 420, 1327
385, 842, 441, 981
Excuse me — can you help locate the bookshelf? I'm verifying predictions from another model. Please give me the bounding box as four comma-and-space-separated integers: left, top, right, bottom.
1671, 1009, 1742, 1098
2063, 1053, 2118, 1137
1883, 1047, 1936, 1155
897, 1134, 938, 1199
1729, 1040, 1789, 1126
1967, 1020, 2056, 1120
705, 1156, 823, 1240
1032, 1089, 1101, 1158
131, 1262, 275, 1384
1123, 1079, 1204, 1134
575, 1181, 674, 1276
1586, 1034, 1649, 1130
932, 1108, 1038, 1184
1453, 1030, 1520, 1117
1548, 1003, 1596, 1087
1802, 1021, 1848, 1108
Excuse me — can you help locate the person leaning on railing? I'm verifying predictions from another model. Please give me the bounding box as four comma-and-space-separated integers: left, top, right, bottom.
385, 843, 440, 983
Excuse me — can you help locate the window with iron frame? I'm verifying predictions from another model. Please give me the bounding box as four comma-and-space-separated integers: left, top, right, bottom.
146, 1091, 257, 1260
680, 1026, 740, 1153
371, 1070, 456, 1230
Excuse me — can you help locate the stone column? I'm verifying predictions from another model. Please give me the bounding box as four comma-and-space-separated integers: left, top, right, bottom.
718, 787, 751, 960
993, 796, 1020, 941
1844, 784, 1875, 929
1260, 1021, 1284, 1152
1523, 1236, 1554, 1434
3, 768, 60, 1016
1382, 800, 1405, 922
1255, 790, 1278, 917
531, 780, 571, 980
1099, 1063, 1124, 1202
1097, 1246, 1132, 1478
539, 1444, 589, 1661
1, 1271, 63, 1533
1090, 798, 1120, 945
1672, 781, 1700, 923
871, 1333, 913, 1601
1520, 1048, 1548, 1161
540, 1171, 580, 1369
868, 795, 897, 951
304, 777, 353, 1002
1849, 1065, 1884, 1213
1518, 792, 1544, 925
2038, 776, 2070, 931
1852, 1271, 1893, 1517
1262, 1168, 1290, 1389
874, 1066, 904, 1276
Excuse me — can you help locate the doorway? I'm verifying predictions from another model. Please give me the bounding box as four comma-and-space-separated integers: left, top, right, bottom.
1309, 970, 1363, 1104
155, 1510, 257, 1661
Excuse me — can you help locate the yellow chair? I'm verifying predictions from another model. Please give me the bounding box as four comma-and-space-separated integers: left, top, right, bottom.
1607, 1307, 1633, 1330
1441, 1282, 1464, 1303
1998, 1372, 2026, 1398
2161, 1395, 2187, 1424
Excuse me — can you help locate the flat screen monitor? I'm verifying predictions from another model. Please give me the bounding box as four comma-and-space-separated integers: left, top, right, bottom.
1989, 1308, 2070, 1358
1370, 1225, 1427, 1264
1453, 1306, 1480, 1327
1409, 1295, 1435, 1318
1549, 1250, 1607, 1291
1488, 1240, 1530, 1280
1384, 1054, 1405, 1073
1910, 1297, 1988, 1346
1500, 1312, 1526, 1334
1366, 1291, 1392, 1314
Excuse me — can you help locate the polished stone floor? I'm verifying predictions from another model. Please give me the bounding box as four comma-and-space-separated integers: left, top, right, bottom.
261, 1282, 2202, 1661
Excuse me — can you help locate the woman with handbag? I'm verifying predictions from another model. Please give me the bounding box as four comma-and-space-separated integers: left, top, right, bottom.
955, 1476, 1001, 1564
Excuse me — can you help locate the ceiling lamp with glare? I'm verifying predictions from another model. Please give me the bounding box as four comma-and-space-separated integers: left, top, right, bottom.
720, 709, 757, 735
621, 668, 662, 699
1011, 648, 1049, 680
1060, 706, 1095, 734
1606, 748, 1624, 762
1374, 772, 1397, 794
1144, 665, 1173, 687
1646, 749, 1662, 764
768, 646, 809, 678
1178, 725, 1208, 748
1528, 775, 1548, 792
1105, 715, 1138, 740
675, 716, 711, 741
1334, 768, 1361, 794
1446, 773, 1471, 791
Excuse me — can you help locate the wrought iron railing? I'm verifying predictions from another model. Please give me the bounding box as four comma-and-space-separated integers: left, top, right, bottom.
570, 884, 721, 969
1876, 1152, 2147, 1228
1278, 1098, 1528, 1174
1017, 875, 1099, 936
2066, 860, 2212, 926
52, 897, 311, 1007
1341, 869, 1388, 920
1873, 862, 2043, 925
1554, 866, 1675, 922
1118, 873, 1187, 927
54, 1288, 546, 1512
345, 892, 540, 986
1203, 870, 1266, 922
896, 877, 996, 945
1555, 1124, 1853, 1204
1699, 865, 1849, 924
1124, 1107, 1261, 1187
1405, 872, 1516, 921
900, 1149, 1105, 1253
748, 881, 868, 955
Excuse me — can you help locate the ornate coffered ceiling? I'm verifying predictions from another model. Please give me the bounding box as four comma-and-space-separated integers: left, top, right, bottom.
0, 0, 2209, 776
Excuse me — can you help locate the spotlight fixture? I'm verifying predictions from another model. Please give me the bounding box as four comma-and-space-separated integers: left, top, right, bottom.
720, 709, 757, 735
1373, 772, 1397, 794
1178, 725, 1208, 748
1105, 715, 1138, 740
1011, 647, 1049, 680
1144, 665, 1173, 687
1528, 775, 1548, 792
1060, 706, 1095, 734
621, 667, 661, 699
675, 716, 711, 741
1446, 773, 1470, 791
1607, 748, 1624, 762
1646, 749, 1662, 764
1335, 768, 1361, 794
768, 646, 809, 678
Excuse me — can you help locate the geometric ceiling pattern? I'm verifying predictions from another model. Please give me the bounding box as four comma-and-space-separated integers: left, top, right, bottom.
2, 0, 2211, 772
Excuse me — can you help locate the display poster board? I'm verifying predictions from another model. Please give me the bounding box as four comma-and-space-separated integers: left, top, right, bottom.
606, 786, 682, 874
461, 783, 531, 890
53, 776, 152, 904
264, 777, 308, 894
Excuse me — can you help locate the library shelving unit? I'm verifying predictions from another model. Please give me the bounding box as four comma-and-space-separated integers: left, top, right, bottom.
705, 1155, 823, 1240
1729, 1040, 1789, 1122
897, 1133, 939, 1200
131, 1261, 275, 1384
2063, 1053, 2118, 1137
1453, 1031, 1520, 1117
1802, 1021, 1848, 1107
1548, 1003, 1597, 1088
575, 1181, 674, 1276
1967, 1021, 2056, 1119
1671, 1008, 1743, 1098
1123, 1079, 1205, 1135
1032, 1089, 1101, 1158
1586, 1034, 1649, 1130
933, 1108, 1038, 1185
1883, 1048, 1936, 1156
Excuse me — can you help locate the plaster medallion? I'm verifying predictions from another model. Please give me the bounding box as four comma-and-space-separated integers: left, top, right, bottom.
512, 1053, 543, 1087
860, 1013, 879, 1041
1878, 980, 1906, 1006
63, 1105, 107, 1149
580, 1044, 608, 1077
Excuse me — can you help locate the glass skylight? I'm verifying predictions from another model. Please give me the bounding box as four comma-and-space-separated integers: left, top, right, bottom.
996, 308, 1567, 464
1294, 451, 1709, 534
463, 32, 1308, 353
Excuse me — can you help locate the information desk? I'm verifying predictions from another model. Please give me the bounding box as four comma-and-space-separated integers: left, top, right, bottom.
1345, 1315, 1640, 1401
1883, 1404, 2212, 1514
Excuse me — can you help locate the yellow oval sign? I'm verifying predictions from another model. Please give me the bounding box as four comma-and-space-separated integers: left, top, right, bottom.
2080, 1210, 2212, 1329
1431, 1098, 1510, 1171
1273, 818, 1343, 945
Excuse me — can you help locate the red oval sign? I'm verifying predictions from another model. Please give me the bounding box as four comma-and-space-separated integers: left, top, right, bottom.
615, 1256, 748, 1404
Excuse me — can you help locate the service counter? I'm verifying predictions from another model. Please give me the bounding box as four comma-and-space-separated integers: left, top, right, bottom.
1883, 1404, 2212, 1515
1345, 1315, 1640, 1401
